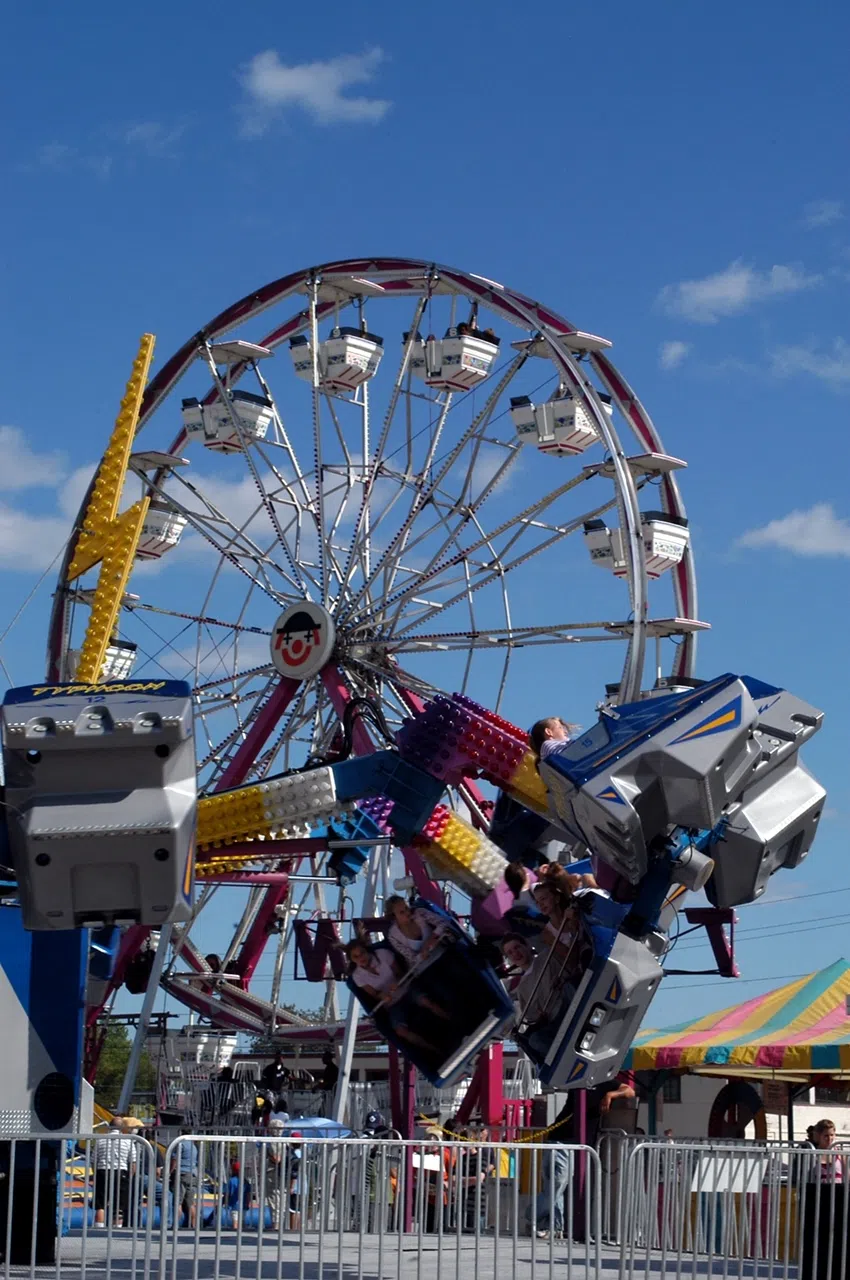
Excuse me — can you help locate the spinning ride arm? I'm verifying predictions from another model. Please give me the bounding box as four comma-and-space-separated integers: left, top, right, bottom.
0, 666, 827, 1093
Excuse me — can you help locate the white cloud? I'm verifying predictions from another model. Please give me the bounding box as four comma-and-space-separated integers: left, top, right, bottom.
175, 633, 273, 680
240, 48, 390, 135
0, 503, 72, 572
769, 339, 850, 388
803, 199, 844, 229
121, 122, 186, 158
0, 427, 66, 491
738, 503, 850, 558
658, 260, 822, 324
659, 341, 691, 371
58, 463, 97, 518
31, 143, 112, 180
182, 473, 267, 531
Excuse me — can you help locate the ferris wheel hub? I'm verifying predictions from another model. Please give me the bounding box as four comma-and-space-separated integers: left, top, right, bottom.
270, 602, 336, 680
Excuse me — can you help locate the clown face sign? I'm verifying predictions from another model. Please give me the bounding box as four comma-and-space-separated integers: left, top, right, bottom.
270, 603, 335, 679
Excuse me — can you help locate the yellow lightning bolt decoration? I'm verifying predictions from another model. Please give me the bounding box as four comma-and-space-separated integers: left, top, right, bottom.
67, 334, 155, 682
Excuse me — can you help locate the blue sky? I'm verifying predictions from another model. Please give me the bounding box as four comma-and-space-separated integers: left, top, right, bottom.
1, 0, 849, 1031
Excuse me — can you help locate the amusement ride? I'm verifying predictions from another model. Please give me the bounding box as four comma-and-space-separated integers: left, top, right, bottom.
0, 258, 827, 1136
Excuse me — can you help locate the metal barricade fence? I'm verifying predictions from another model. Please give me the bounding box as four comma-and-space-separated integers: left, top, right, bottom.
619, 1139, 850, 1280
0, 1131, 155, 1280
159, 1134, 602, 1280
598, 1130, 813, 1248
14, 1127, 850, 1280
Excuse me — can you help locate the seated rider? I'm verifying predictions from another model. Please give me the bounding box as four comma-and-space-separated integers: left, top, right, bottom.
530, 716, 582, 763
504, 862, 537, 909
384, 895, 448, 968
532, 880, 580, 959
538, 862, 601, 897
345, 939, 451, 1059
501, 933, 576, 1060
502, 862, 548, 937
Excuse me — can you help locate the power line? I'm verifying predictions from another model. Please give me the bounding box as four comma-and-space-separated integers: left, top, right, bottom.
747, 886, 850, 908
674, 912, 850, 952
663, 971, 810, 991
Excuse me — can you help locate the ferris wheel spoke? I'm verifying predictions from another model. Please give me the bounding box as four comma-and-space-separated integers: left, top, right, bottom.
363, 620, 633, 651
161, 471, 304, 602
250, 454, 325, 595
381, 476, 516, 639
390, 488, 627, 640
252, 365, 317, 518
308, 281, 330, 606
334, 298, 429, 610
353, 468, 594, 632
343, 654, 449, 703
201, 345, 309, 597
254, 680, 313, 778
322, 473, 361, 590
356, 392, 458, 606
379, 398, 456, 602
196, 708, 267, 775
194, 664, 276, 696
338, 352, 526, 625
197, 673, 281, 787
125, 600, 272, 638
458, 556, 477, 695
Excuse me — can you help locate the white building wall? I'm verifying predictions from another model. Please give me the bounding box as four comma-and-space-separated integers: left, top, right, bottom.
636, 1073, 719, 1138
633, 1076, 850, 1142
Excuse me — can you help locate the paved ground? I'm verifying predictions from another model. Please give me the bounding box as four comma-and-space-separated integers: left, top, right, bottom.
21, 1230, 802, 1279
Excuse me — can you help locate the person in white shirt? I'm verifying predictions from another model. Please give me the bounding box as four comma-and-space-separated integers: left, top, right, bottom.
530, 717, 581, 763
93, 1121, 135, 1227
261, 1118, 286, 1231
346, 940, 449, 1055
384, 896, 448, 967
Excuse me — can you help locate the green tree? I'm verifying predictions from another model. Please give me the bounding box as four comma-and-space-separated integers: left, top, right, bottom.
94, 1022, 157, 1112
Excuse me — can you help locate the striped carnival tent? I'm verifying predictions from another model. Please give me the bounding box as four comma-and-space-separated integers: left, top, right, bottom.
625, 959, 850, 1080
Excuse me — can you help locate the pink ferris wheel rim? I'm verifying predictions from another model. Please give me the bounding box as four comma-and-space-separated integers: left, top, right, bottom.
47, 256, 697, 684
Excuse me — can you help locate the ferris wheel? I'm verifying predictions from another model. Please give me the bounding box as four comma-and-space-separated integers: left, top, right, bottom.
46, 258, 704, 1046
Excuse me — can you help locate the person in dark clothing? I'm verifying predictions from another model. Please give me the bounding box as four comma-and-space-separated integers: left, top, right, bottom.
312, 1050, 339, 1094
536, 1075, 636, 1240
546, 1074, 637, 1147
262, 1053, 290, 1091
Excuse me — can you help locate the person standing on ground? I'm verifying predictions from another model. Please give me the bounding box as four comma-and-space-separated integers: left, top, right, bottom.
169, 1132, 199, 1230
531, 1073, 637, 1241
528, 1108, 573, 1240
801, 1118, 847, 1280
262, 1052, 290, 1092
93, 1120, 134, 1228
261, 1118, 286, 1231
312, 1049, 339, 1095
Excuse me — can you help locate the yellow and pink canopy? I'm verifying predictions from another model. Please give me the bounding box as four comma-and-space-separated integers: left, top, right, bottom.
625, 959, 850, 1077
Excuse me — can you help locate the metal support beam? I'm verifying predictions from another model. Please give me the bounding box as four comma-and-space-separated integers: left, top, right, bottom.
331, 848, 381, 1124
117, 923, 173, 1115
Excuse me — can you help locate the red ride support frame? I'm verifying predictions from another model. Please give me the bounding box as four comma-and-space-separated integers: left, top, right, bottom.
220, 679, 302, 986
455, 1044, 504, 1128
216, 677, 301, 792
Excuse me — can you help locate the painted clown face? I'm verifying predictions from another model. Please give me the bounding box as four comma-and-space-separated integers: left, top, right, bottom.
270, 604, 335, 679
